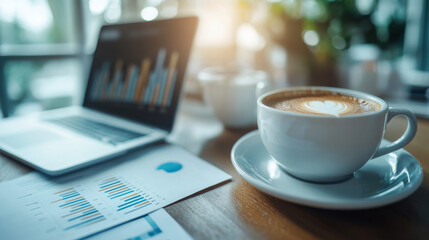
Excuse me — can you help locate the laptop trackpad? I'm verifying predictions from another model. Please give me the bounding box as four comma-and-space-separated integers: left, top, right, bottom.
0, 129, 62, 149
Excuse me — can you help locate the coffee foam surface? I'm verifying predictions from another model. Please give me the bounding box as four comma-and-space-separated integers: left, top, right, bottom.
302, 99, 350, 116
264, 90, 381, 117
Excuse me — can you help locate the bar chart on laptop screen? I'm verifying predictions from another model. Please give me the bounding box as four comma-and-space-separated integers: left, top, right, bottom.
89, 48, 179, 112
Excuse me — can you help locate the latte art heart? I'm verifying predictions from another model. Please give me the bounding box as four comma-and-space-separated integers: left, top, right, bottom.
267, 91, 382, 116
302, 100, 350, 116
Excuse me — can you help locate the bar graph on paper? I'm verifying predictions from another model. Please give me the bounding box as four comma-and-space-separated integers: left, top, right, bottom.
90, 48, 179, 109
49, 187, 106, 230
98, 177, 154, 215
19, 175, 162, 237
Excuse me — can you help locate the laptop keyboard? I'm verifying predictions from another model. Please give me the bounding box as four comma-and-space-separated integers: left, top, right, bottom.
47, 116, 146, 145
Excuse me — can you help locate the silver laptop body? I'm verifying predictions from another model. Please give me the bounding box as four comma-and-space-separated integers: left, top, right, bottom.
0, 17, 198, 175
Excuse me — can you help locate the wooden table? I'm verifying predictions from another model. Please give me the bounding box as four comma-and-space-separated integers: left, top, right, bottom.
1, 98, 429, 239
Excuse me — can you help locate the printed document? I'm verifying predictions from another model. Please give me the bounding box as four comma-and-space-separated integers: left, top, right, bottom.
0, 144, 230, 239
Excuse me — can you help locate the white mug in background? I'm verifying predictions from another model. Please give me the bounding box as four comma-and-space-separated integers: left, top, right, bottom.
257, 87, 418, 183
198, 66, 270, 129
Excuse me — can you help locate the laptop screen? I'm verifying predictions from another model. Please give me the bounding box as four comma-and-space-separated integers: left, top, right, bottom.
83, 17, 198, 132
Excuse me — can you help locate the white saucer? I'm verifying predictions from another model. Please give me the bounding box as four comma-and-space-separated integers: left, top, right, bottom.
231, 130, 423, 210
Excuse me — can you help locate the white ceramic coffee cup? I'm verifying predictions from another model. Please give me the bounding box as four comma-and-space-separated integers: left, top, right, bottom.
199, 67, 268, 129
257, 86, 418, 183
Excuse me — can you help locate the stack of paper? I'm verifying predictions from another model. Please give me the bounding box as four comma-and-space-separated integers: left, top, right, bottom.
0, 144, 231, 239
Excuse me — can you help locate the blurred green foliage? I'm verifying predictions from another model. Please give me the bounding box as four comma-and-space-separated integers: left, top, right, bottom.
264, 0, 406, 62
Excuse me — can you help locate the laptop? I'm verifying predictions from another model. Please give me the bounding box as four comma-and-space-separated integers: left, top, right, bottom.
0, 17, 198, 175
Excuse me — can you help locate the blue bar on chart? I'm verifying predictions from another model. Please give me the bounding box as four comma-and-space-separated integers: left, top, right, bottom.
142, 73, 157, 104
160, 51, 179, 108
110, 72, 124, 100
98, 177, 153, 215
142, 48, 166, 105
91, 62, 110, 100
156, 69, 169, 106
166, 69, 177, 107
104, 82, 113, 100
107, 60, 124, 100
124, 66, 140, 102
114, 80, 123, 100
50, 187, 105, 231
90, 71, 102, 100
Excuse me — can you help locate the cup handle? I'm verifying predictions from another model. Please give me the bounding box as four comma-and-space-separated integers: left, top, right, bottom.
372, 107, 417, 158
